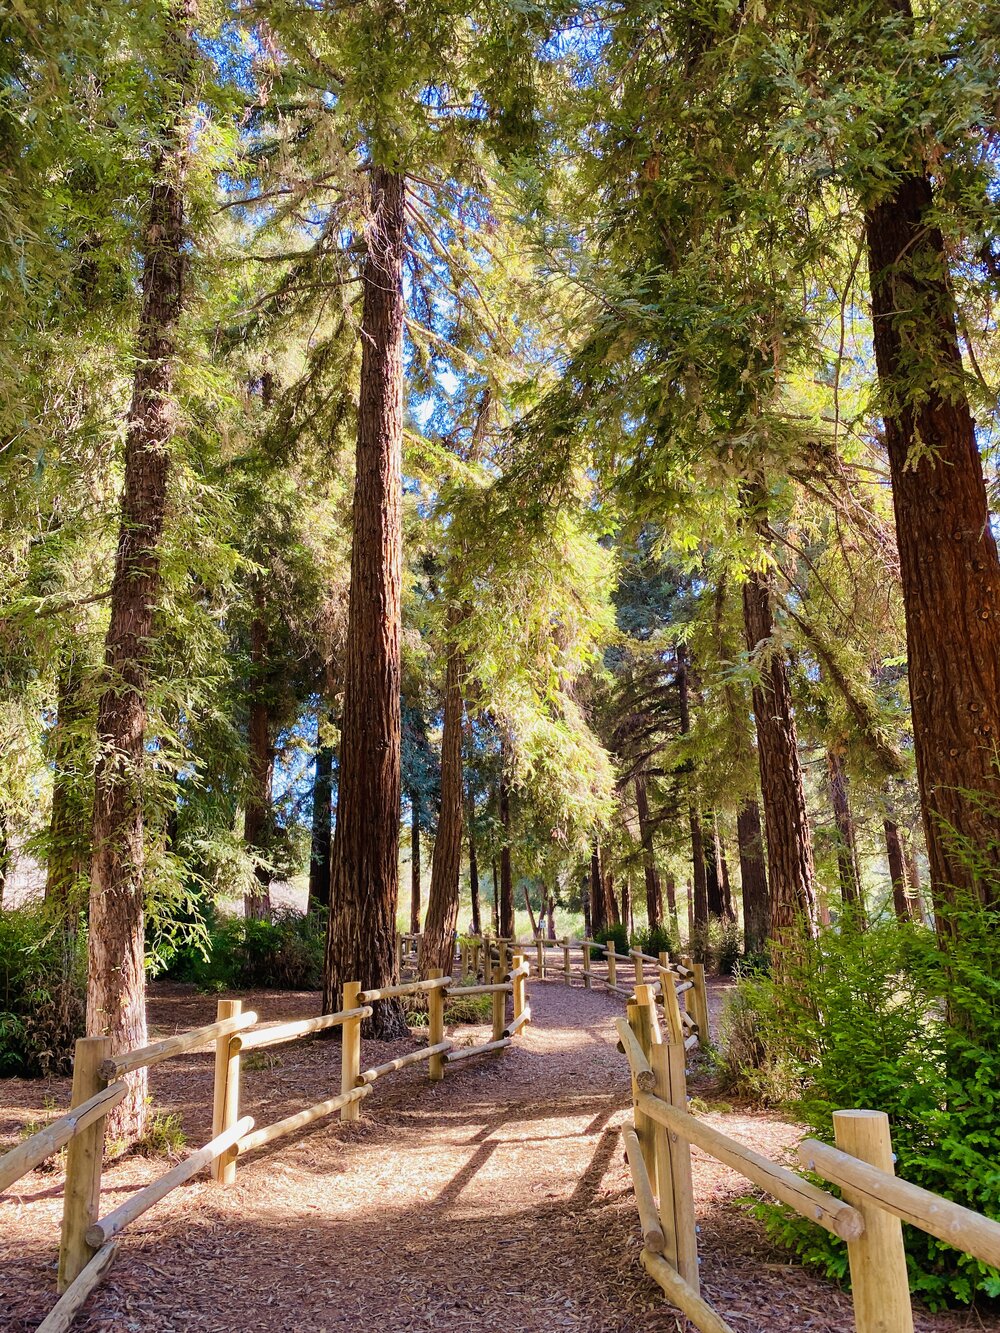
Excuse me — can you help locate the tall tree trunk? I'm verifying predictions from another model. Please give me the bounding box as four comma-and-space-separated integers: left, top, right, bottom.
525, 883, 540, 938
88, 90, 188, 1141
718, 826, 735, 921
420, 640, 464, 975
601, 844, 621, 927
498, 769, 514, 938
634, 774, 663, 928
323, 168, 407, 1038
884, 818, 912, 923
826, 748, 863, 914
590, 842, 607, 933
741, 516, 819, 944
736, 799, 769, 955
46, 650, 90, 911
409, 793, 421, 935
621, 876, 633, 937
664, 871, 678, 927
243, 616, 273, 921
704, 814, 724, 917
546, 891, 556, 939
491, 859, 499, 933
865, 169, 1000, 920
308, 737, 333, 911
904, 829, 929, 925
677, 645, 708, 929
466, 756, 481, 936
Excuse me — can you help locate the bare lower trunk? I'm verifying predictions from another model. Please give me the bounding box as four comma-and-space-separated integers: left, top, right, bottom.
827, 748, 863, 914
499, 773, 514, 939
689, 809, 708, 928
634, 774, 663, 928
590, 843, 606, 933
546, 891, 556, 939
865, 170, 1000, 921
664, 871, 678, 927
409, 794, 421, 936
904, 830, 929, 924
466, 779, 481, 936
89, 104, 188, 1142
704, 814, 724, 917
323, 168, 407, 1038
525, 884, 539, 937
718, 829, 735, 921
46, 650, 91, 911
741, 525, 819, 944
737, 800, 769, 954
621, 876, 633, 937
884, 818, 911, 923
308, 737, 333, 911
491, 859, 499, 933
244, 640, 273, 921
420, 640, 464, 975
601, 844, 620, 927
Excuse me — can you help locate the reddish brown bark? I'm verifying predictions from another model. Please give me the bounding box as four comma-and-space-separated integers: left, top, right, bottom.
409, 792, 421, 935
46, 650, 90, 910
420, 639, 465, 975
244, 615, 273, 921
865, 171, 1000, 917
590, 842, 606, 933
736, 799, 769, 953
741, 541, 819, 943
704, 814, 724, 918
498, 767, 514, 938
88, 114, 187, 1142
827, 748, 863, 914
676, 645, 708, 930
308, 735, 333, 912
323, 168, 407, 1038
884, 818, 912, 923
464, 725, 481, 935
634, 774, 663, 927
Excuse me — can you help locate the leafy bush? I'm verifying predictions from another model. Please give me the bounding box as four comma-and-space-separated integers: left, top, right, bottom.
735, 901, 1000, 1309
594, 923, 629, 958
168, 908, 326, 991
713, 919, 743, 976
0, 905, 86, 1076
632, 922, 676, 959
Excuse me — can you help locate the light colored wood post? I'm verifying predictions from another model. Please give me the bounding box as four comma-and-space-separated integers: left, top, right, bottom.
471, 938, 480, 979
459, 941, 468, 978
58, 1036, 110, 1291
210, 999, 243, 1186
607, 945, 617, 988
634, 951, 645, 987
497, 938, 508, 976
834, 1110, 913, 1333
654, 992, 700, 1290
583, 941, 592, 989
428, 969, 445, 1081
491, 966, 506, 1042
562, 937, 571, 984
511, 953, 526, 1028
394, 933, 403, 977
692, 962, 710, 1046
629, 985, 662, 1183
535, 934, 544, 981
341, 981, 362, 1121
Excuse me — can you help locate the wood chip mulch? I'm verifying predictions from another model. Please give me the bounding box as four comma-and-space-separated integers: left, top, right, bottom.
2, 965, 997, 1332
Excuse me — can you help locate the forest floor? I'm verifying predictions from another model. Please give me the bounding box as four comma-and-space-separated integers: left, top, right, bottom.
2, 964, 998, 1333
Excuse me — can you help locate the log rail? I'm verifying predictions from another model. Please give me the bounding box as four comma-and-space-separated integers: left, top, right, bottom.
1, 947, 532, 1331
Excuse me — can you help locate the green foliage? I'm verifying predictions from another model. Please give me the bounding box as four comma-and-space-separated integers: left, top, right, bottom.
0, 906, 85, 1077
728, 905, 1000, 1308
594, 923, 629, 958
169, 909, 326, 992
632, 923, 677, 960
133, 1109, 186, 1158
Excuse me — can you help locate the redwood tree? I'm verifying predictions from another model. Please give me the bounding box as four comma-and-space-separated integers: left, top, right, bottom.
419, 638, 465, 974
323, 168, 408, 1038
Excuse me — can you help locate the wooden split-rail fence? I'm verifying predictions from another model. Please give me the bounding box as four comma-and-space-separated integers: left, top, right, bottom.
1, 955, 531, 1333
399, 929, 711, 1051
617, 984, 1000, 1333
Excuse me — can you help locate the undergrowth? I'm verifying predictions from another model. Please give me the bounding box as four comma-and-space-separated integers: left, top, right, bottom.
0, 905, 86, 1076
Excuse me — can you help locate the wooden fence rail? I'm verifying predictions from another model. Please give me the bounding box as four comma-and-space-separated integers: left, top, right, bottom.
4, 937, 530, 1333
616, 986, 1000, 1333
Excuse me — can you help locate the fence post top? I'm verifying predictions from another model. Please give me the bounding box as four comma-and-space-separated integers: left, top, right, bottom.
833, 1108, 888, 1124
634, 983, 656, 1007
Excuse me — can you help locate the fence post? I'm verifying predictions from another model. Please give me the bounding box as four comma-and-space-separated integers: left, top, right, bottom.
511, 953, 524, 1025
658, 981, 699, 1290
834, 1110, 913, 1333
491, 965, 506, 1042
535, 934, 545, 981
634, 951, 645, 987
692, 962, 710, 1046
583, 941, 592, 989
607, 944, 617, 989
394, 932, 403, 978
471, 937, 480, 980
341, 981, 362, 1121
211, 998, 243, 1186
629, 984, 661, 1183
428, 968, 445, 1081
58, 1035, 110, 1291
498, 939, 509, 976
562, 937, 571, 984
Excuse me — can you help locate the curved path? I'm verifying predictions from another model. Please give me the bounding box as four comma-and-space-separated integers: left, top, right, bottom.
4, 977, 988, 1332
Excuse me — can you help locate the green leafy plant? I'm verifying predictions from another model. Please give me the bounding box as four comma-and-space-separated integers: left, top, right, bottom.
167, 908, 326, 991
0, 906, 86, 1076
594, 923, 629, 958
632, 923, 676, 959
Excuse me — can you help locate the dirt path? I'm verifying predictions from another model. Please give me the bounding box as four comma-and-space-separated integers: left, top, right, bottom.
3, 974, 995, 1332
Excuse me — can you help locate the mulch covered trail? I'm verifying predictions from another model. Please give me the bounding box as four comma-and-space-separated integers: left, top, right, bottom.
2, 971, 996, 1332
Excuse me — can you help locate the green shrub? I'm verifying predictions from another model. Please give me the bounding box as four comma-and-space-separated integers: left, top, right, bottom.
169, 908, 326, 991
594, 923, 629, 958
632, 922, 676, 959
713, 919, 743, 976
740, 901, 1000, 1309
0, 905, 86, 1076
